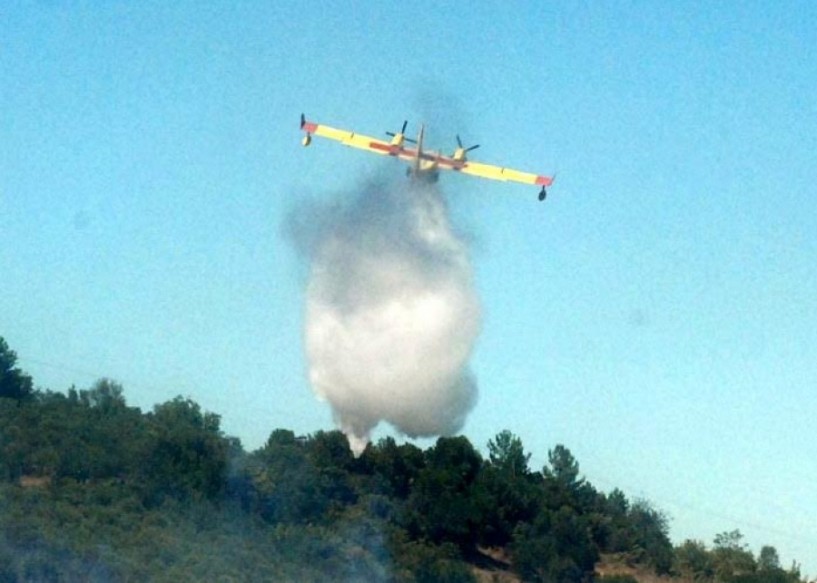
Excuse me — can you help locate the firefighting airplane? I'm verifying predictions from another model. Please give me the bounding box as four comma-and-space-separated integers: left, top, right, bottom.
300, 114, 554, 200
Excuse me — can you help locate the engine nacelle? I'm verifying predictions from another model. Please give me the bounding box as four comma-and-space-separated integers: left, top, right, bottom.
301, 134, 312, 147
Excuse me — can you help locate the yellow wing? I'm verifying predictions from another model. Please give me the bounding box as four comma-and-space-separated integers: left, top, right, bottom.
457, 160, 553, 188
301, 116, 396, 157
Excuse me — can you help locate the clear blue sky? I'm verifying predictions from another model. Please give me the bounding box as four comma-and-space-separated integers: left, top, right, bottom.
2, 2, 816, 572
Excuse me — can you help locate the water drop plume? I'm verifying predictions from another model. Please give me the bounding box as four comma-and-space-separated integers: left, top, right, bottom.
288, 178, 481, 456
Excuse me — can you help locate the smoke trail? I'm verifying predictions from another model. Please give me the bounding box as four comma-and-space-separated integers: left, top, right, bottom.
289, 178, 481, 456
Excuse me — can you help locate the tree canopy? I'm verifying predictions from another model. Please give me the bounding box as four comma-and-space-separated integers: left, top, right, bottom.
0, 337, 33, 401
0, 336, 807, 582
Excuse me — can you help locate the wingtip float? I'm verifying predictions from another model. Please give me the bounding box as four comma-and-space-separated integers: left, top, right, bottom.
299, 114, 555, 201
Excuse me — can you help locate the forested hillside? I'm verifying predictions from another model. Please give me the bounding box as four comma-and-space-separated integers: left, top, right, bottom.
0, 337, 807, 582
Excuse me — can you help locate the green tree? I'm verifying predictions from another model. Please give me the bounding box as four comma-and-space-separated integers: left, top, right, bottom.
544, 444, 580, 488
599, 488, 633, 553
56, 379, 148, 480
404, 436, 484, 551
746, 545, 804, 583
78, 378, 126, 412
304, 430, 358, 509
674, 539, 715, 581
366, 436, 425, 499
487, 430, 531, 479
627, 499, 673, 574
0, 337, 33, 402
758, 546, 781, 571
510, 504, 598, 583
541, 445, 598, 513
479, 430, 539, 547
712, 530, 757, 581
139, 396, 229, 503
508, 445, 600, 582
248, 429, 330, 524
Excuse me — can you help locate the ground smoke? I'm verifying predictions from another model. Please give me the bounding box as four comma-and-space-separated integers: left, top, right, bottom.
294, 179, 480, 456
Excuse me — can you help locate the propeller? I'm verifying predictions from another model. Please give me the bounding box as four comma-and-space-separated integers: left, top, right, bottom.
386, 120, 416, 144
456, 134, 480, 152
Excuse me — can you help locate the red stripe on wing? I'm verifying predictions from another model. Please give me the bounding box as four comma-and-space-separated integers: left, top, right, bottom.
368, 143, 466, 169
436, 158, 465, 169
370, 142, 407, 156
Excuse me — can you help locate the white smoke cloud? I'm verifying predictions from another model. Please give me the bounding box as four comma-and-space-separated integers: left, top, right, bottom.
290, 178, 481, 456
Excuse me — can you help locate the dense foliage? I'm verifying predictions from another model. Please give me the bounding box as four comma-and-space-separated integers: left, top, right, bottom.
0, 337, 807, 582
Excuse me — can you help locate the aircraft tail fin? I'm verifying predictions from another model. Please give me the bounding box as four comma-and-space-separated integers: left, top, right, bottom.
414, 125, 425, 174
